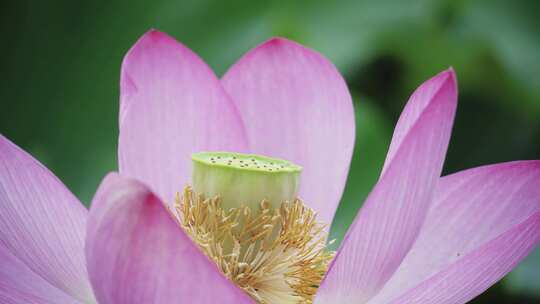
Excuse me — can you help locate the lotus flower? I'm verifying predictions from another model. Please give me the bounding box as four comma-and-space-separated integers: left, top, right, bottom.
1, 30, 539, 304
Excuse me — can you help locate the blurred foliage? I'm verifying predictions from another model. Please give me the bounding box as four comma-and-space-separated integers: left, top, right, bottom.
1, 0, 539, 302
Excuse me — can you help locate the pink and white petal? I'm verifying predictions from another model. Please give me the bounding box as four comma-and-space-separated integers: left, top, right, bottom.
221, 38, 355, 225
369, 161, 540, 304
0, 135, 95, 302
315, 69, 457, 303
0, 243, 81, 304
119, 30, 248, 205
381, 68, 456, 175
387, 212, 540, 304
86, 173, 253, 304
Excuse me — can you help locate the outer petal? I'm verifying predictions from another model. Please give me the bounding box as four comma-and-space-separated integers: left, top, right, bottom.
119, 30, 248, 204
0, 135, 94, 302
0, 243, 80, 304
315, 69, 457, 303
221, 38, 355, 225
369, 161, 540, 304
85, 173, 253, 304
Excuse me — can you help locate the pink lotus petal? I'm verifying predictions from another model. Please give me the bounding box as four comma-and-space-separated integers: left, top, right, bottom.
315, 69, 457, 303
85, 173, 253, 304
221, 38, 355, 225
119, 30, 248, 205
370, 161, 540, 304
0, 135, 95, 302
381, 69, 456, 175
0, 243, 81, 303
388, 212, 540, 304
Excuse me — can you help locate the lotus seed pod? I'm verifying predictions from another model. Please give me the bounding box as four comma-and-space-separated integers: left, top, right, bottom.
191, 152, 302, 210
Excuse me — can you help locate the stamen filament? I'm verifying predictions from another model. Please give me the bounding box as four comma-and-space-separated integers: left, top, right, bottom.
173, 186, 334, 304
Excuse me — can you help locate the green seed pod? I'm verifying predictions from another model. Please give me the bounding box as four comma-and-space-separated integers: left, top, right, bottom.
191, 152, 302, 210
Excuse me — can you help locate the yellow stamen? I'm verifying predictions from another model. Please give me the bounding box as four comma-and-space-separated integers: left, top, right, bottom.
172, 186, 334, 304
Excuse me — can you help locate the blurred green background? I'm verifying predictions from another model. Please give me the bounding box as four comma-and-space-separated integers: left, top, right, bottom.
1, 0, 539, 302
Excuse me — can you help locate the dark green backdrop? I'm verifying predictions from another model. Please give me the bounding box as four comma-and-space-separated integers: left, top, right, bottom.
1, 0, 539, 302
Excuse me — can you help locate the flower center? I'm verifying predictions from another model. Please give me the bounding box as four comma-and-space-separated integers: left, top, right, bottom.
172, 152, 334, 303
191, 152, 302, 211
